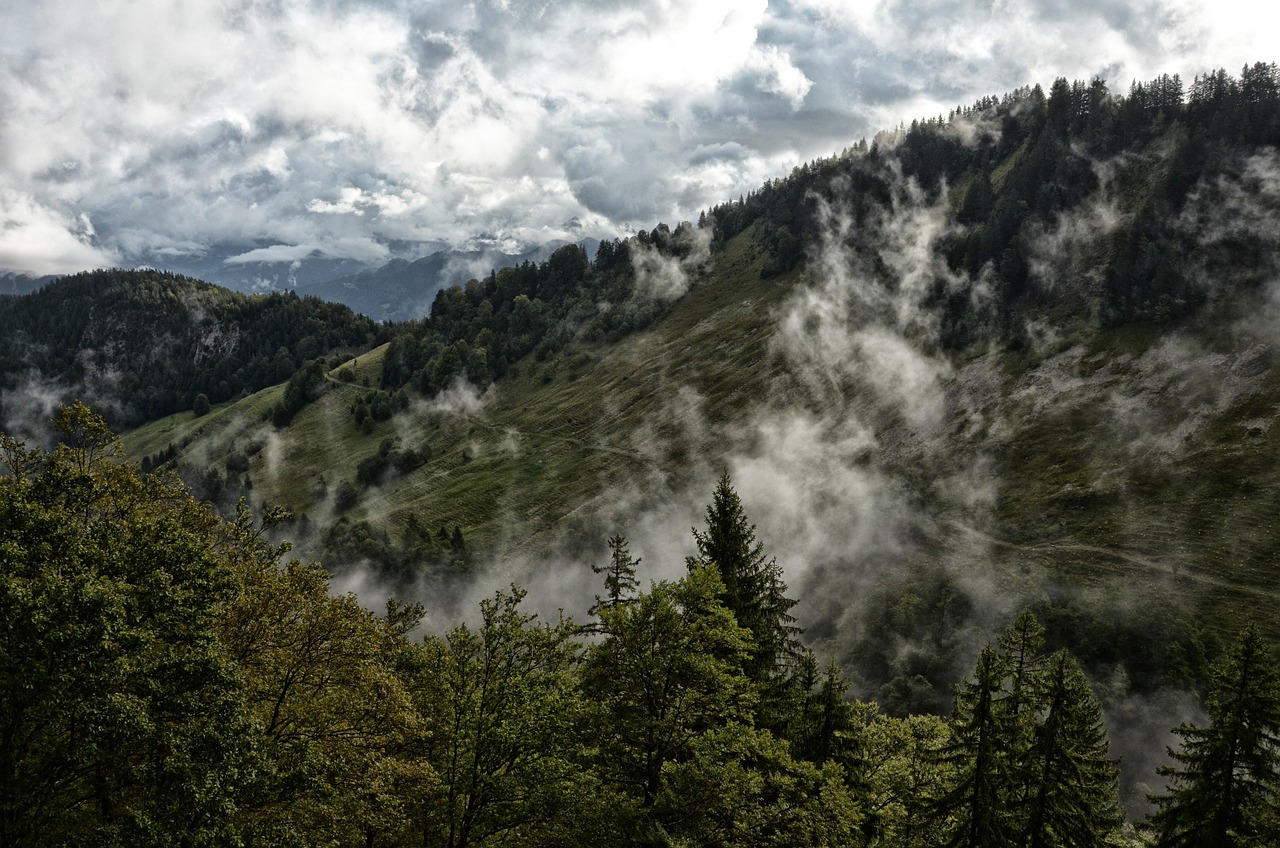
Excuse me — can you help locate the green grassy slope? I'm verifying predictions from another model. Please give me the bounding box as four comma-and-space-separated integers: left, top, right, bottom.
122, 231, 797, 554
120, 219, 1280, 647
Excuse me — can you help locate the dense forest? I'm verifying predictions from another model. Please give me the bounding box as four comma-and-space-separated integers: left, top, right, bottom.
0, 269, 383, 427
3, 66, 1275, 439
3, 405, 1279, 846
379, 222, 705, 400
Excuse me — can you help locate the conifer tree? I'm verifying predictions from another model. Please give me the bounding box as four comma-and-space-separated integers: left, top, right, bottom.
999, 610, 1048, 721
933, 611, 1124, 848
1147, 623, 1280, 848
1022, 651, 1123, 848
934, 645, 1017, 848
590, 534, 640, 619
687, 471, 799, 681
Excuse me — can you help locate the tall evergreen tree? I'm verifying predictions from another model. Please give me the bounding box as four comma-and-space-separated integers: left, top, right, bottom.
933, 611, 1123, 848
1147, 624, 1280, 848
1022, 651, 1123, 848
934, 645, 1017, 848
687, 471, 799, 681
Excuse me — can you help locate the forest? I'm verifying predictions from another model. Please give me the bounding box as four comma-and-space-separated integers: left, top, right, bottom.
3, 64, 1280, 846
2, 404, 1278, 847
0, 269, 383, 427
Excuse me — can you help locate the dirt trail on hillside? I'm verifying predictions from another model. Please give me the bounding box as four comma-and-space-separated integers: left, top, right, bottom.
946, 520, 1269, 598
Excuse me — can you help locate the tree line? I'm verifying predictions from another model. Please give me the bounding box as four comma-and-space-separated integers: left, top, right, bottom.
704, 62, 1280, 340
366, 63, 1280, 438
377, 222, 704, 405
3, 405, 1279, 846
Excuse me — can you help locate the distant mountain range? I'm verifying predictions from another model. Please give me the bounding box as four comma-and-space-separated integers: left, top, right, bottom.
0, 271, 54, 297
296, 239, 599, 322
1, 239, 601, 322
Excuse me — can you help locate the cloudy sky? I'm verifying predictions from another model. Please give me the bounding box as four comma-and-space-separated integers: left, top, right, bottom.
0, 0, 1274, 278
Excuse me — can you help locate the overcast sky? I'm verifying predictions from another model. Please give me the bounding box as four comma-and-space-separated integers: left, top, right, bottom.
0, 0, 1274, 277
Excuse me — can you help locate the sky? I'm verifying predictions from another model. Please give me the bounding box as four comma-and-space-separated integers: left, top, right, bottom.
0, 0, 1275, 278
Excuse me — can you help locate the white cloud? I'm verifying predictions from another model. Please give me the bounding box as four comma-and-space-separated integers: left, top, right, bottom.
0, 0, 1273, 276
0, 191, 117, 275
224, 237, 390, 265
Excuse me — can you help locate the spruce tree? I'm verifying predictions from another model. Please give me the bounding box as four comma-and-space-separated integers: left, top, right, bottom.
687, 471, 799, 681
590, 534, 641, 619
934, 645, 1017, 848
1022, 651, 1123, 848
1147, 623, 1280, 848
998, 610, 1048, 722
933, 611, 1124, 848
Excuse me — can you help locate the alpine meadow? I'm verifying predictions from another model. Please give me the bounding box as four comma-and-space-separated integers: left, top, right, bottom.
3, 9, 1280, 846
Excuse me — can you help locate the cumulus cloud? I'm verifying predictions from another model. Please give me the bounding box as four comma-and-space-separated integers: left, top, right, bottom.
0, 0, 1272, 277
0, 192, 117, 275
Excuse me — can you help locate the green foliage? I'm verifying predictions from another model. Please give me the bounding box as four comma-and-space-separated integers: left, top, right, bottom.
219, 506, 429, 844
932, 611, 1123, 848
1146, 624, 1280, 848
8, 403, 1277, 847
584, 566, 754, 813
701, 64, 1280, 338
0, 406, 428, 846
863, 712, 955, 847
354, 436, 426, 487
270, 357, 328, 428
413, 587, 588, 848
687, 471, 800, 683
334, 479, 360, 512
0, 403, 247, 846
379, 226, 705, 399
589, 533, 640, 617
583, 566, 862, 846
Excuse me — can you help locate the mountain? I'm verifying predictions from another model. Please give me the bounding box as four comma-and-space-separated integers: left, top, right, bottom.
128, 241, 380, 293
0, 271, 54, 296
0, 268, 382, 432
2, 63, 1280, 819
8, 66, 1280, 811
298, 240, 599, 322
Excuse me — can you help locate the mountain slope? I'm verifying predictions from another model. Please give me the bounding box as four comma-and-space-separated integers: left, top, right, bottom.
0, 269, 382, 430
99, 68, 1280, 698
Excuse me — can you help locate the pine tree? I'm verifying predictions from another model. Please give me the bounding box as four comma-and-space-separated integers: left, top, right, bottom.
934, 645, 1017, 848
1147, 623, 1280, 848
998, 610, 1048, 721
687, 471, 799, 681
590, 534, 640, 619
933, 611, 1123, 848
1022, 651, 1123, 848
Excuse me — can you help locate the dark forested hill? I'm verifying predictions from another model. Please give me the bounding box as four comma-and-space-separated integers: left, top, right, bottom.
116, 65, 1280, 603
0, 268, 382, 429
359, 64, 1279, 419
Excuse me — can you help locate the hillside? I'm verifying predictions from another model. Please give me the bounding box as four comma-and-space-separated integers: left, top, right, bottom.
118, 68, 1280, 667
2, 64, 1275, 821
0, 268, 383, 430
